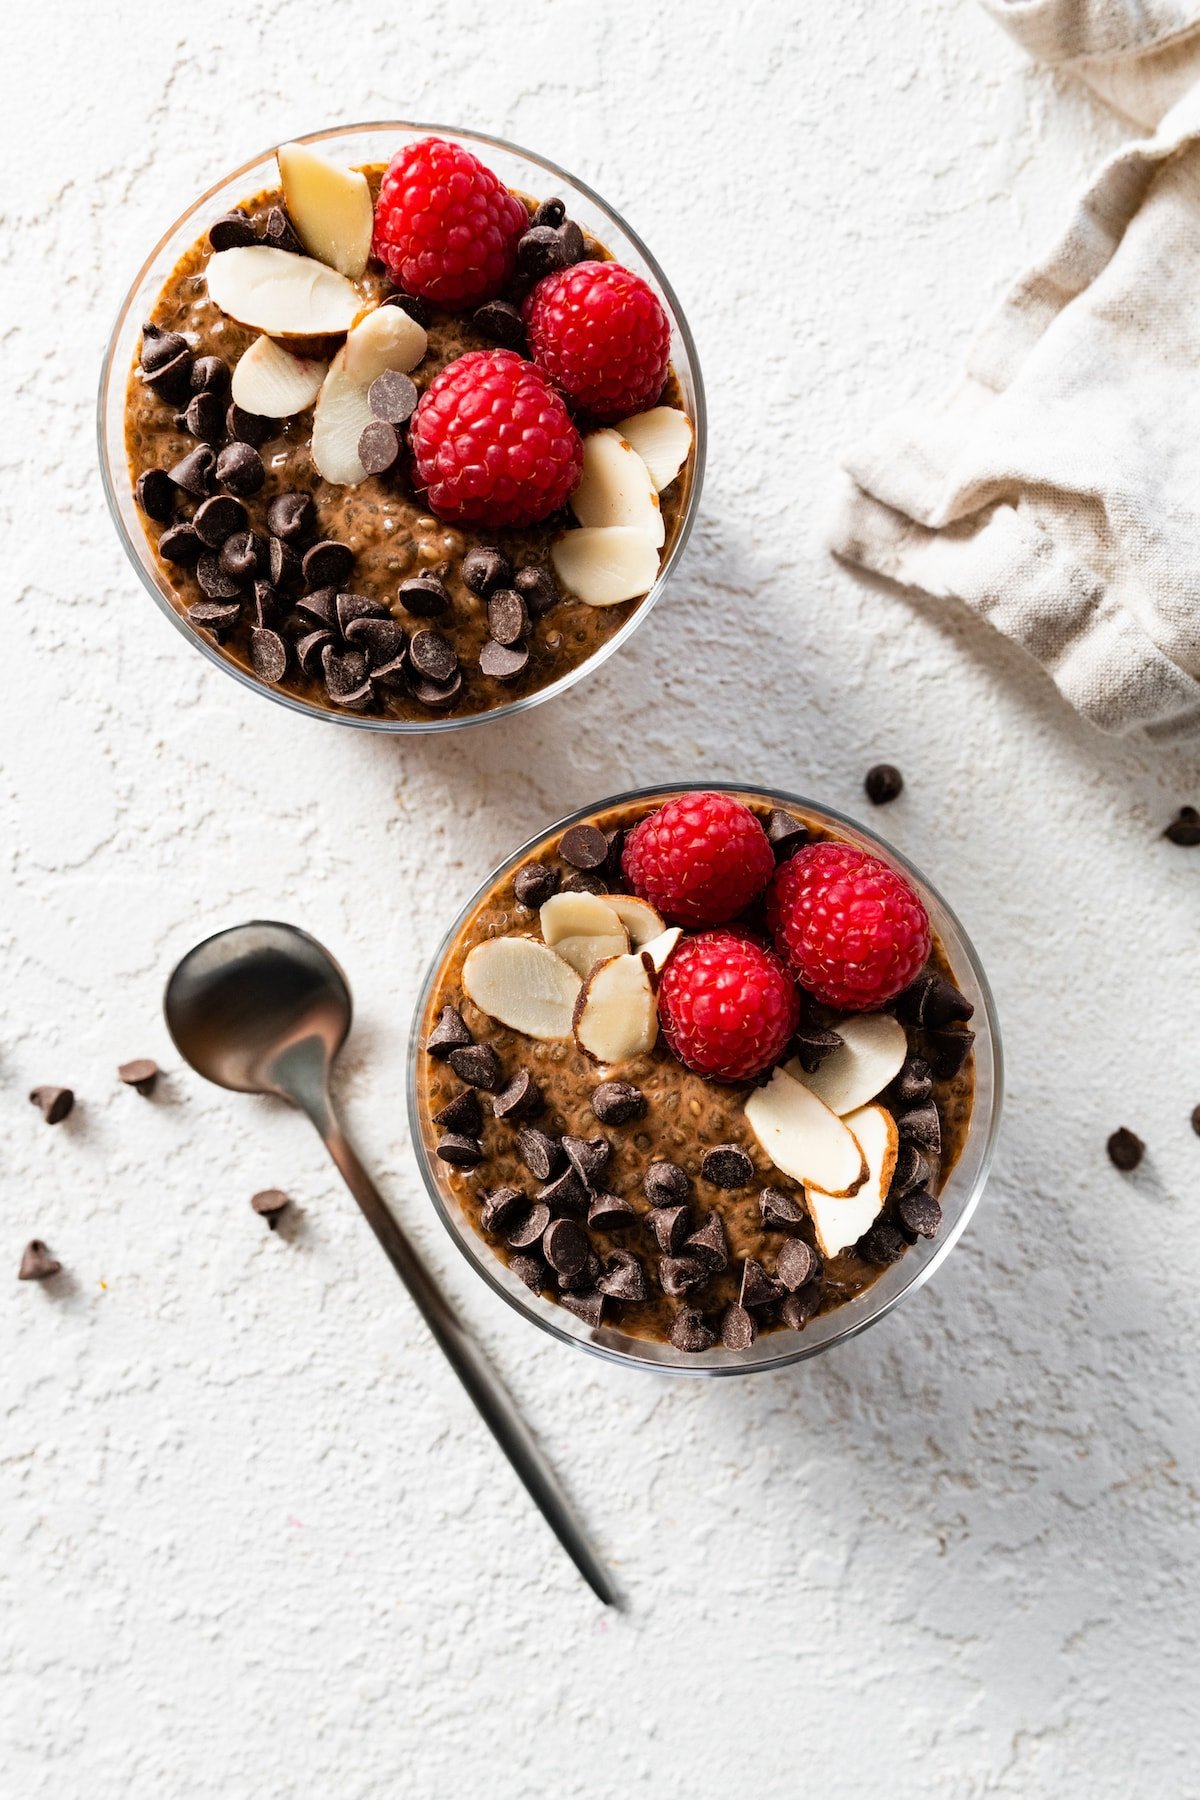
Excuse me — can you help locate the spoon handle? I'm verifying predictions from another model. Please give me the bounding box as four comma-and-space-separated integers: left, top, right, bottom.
317, 1114, 619, 1609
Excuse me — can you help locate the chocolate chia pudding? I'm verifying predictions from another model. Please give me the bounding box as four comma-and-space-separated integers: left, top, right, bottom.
121, 133, 698, 723
413, 789, 978, 1358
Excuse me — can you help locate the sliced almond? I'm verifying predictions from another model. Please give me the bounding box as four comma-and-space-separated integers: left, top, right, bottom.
616, 406, 693, 492
785, 1012, 908, 1117
462, 936, 581, 1041
206, 246, 361, 339
743, 1066, 866, 1196
311, 347, 374, 485
538, 891, 628, 978
604, 894, 666, 949
570, 430, 664, 547
230, 334, 328, 418
550, 526, 661, 607
573, 952, 659, 1064
806, 1104, 898, 1258
639, 926, 681, 977
277, 142, 373, 281
342, 304, 428, 385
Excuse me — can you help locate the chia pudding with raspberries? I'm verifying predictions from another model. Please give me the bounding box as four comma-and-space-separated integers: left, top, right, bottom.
123, 133, 697, 722
414, 789, 977, 1358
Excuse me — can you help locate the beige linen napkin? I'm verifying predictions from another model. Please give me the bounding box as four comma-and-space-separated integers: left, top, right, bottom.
829, 1, 1200, 740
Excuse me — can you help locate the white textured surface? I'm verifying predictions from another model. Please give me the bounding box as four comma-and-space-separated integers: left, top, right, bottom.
2, 3, 1199, 1795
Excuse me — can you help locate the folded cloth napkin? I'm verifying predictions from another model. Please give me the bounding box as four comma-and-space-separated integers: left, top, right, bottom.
828, 1, 1200, 740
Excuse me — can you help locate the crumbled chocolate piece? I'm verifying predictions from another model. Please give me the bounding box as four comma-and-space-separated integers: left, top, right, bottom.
486, 589, 529, 647
791, 1020, 844, 1073
861, 1221, 907, 1265
358, 420, 401, 476
537, 1166, 588, 1215
597, 1250, 649, 1302
517, 1127, 564, 1183
169, 444, 216, 496
647, 1204, 689, 1254
508, 1251, 547, 1291
215, 442, 266, 496
588, 1192, 637, 1232
776, 1238, 819, 1291
433, 1089, 483, 1135
1107, 1127, 1144, 1171
191, 355, 231, 397
864, 763, 903, 805
543, 1217, 589, 1278
135, 469, 175, 522
720, 1303, 756, 1350
158, 523, 203, 564
740, 1258, 784, 1309
461, 546, 512, 598
181, 390, 225, 444
492, 1070, 540, 1122
208, 211, 257, 251
409, 670, 464, 708
926, 1028, 974, 1081
781, 1284, 822, 1331
896, 1101, 941, 1155
480, 1187, 526, 1234
897, 973, 974, 1029
227, 402, 272, 447
474, 300, 526, 348
410, 630, 458, 684
220, 530, 265, 580
251, 1188, 291, 1229
367, 369, 418, 425
560, 1288, 605, 1328
479, 639, 528, 682
896, 1190, 942, 1239
560, 871, 606, 895
381, 291, 431, 327
447, 1042, 501, 1091
118, 1059, 159, 1095
29, 1086, 74, 1125
591, 1080, 645, 1126
700, 1144, 753, 1189
659, 1255, 707, 1297
188, 600, 241, 634
892, 1056, 933, 1107
266, 491, 314, 542
250, 628, 288, 685
18, 1239, 61, 1282
398, 573, 451, 617
505, 1202, 551, 1250
759, 1187, 805, 1229
262, 205, 303, 254
670, 1308, 715, 1353
516, 224, 567, 283
513, 565, 559, 615
765, 808, 810, 859
194, 494, 247, 548
196, 554, 242, 601
889, 1142, 929, 1198
513, 862, 556, 909
684, 1211, 729, 1271
1164, 805, 1200, 846
426, 1004, 471, 1058
644, 1161, 690, 1207
562, 1134, 611, 1190
532, 197, 567, 228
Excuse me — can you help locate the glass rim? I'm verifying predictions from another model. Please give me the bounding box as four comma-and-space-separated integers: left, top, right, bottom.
406, 782, 1005, 1378
96, 120, 707, 736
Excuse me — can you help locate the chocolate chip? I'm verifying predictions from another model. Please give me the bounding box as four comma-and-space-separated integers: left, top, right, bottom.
397, 573, 450, 618
543, 1217, 589, 1278
513, 565, 559, 615
250, 628, 288, 685
780, 1284, 822, 1331
603, 828, 626, 876
480, 1186, 525, 1234
536, 1167, 588, 1215
337, 592, 389, 635
226, 402, 272, 447
479, 639, 528, 682
516, 225, 567, 282
865, 763, 903, 805
597, 1250, 648, 1301
215, 441, 265, 497
188, 600, 241, 633
588, 1192, 637, 1232
896, 1189, 942, 1238
487, 588, 529, 647
790, 1020, 844, 1073
410, 630, 457, 683
182, 390, 225, 443
159, 523, 203, 564
557, 219, 586, 266
461, 546, 512, 598
1164, 805, 1200, 846
720, 1303, 756, 1350
169, 444, 216, 496
759, 1187, 805, 1229
195, 555, 243, 601
740, 1259, 784, 1309
447, 1042, 501, 1091
436, 1132, 483, 1167
861, 1221, 907, 1265
1107, 1127, 1144, 1171
29, 1086, 74, 1124
144, 350, 193, 405
191, 354, 231, 396
889, 1142, 929, 1198
508, 1252, 546, 1291
896, 1102, 941, 1155
517, 1128, 564, 1182
492, 1070, 540, 1122
670, 1309, 715, 1353
647, 1204, 689, 1254
506, 1202, 552, 1250
219, 531, 263, 581
776, 1238, 819, 1291
140, 325, 188, 374
426, 1004, 471, 1057
322, 646, 372, 709
434, 1089, 483, 1134
296, 542, 350, 592
295, 628, 334, 676
560, 1288, 605, 1328
897, 973, 974, 1029
700, 1144, 753, 1189
660, 1255, 707, 1297
684, 1211, 729, 1271
347, 616, 406, 671
194, 494, 247, 548
363, 369, 418, 427
559, 824, 609, 870
266, 491, 314, 542
532, 197, 566, 228
208, 211, 257, 251
474, 299, 526, 347
926, 1028, 974, 1081
262, 205, 303, 254
645, 1161, 690, 1207
765, 808, 810, 859
892, 1056, 933, 1107
136, 469, 175, 522
562, 1135, 611, 1191
118, 1058, 159, 1095
558, 1250, 603, 1294
18, 1239, 61, 1282
591, 1080, 645, 1126
381, 291, 431, 327
409, 670, 464, 708
560, 871, 607, 894
358, 420, 401, 476
298, 595, 340, 639
513, 862, 557, 909
251, 1188, 291, 1229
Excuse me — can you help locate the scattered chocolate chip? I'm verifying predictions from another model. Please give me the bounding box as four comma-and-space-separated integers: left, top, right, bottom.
434, 1089, 483, 1134
720, 1303, 756, 1350
562, 1134, 612, 1191
1163, 805, 1200, 846
169, 444, 216, 496
447, 1042, 501, 1091
558, 1250, 603, 1294
479, 639, 529, 682
193, 494, 247, 548
140, 324, 188, 375
136, 469, 175, 522
896, 1190, 942, 1239
18, 1239, 61, 1282
480, 1186, 526, 1234
892, 1056, 933, 1107
426, 1005, 471, 1058
358, 420, 401, 476
896, 1102, 941, 1155
474, 299, 526, 347
889, 1142, 929, 1198
790, 1020, 844, 1073
597, 1249, 649, 1301
759, 1187, 805, 1229
557, 219, 586, 265
1107, 1127, 1144, 1172
322, 646, 372, 709
195, 555, 242, 601
505, 1202, 552, 1250
536, 1167, 588, 1215
543, 1217, 589, 1278
366, 369, 418, 426
670, 1308, 715, 1353
740, 1259, 785, 1309
925, 1028, 974, 1080
508, 1251, 546, 1291
865, 763, 904, 805
216, 531, 260, 580
181, 390, 225, 443
685, 1212, 729, 1271
660, 1255, 707, 1297
700, 1144, 753, 1189
647, 1204, 689, 1254
268, 535, 302, 589
462, 546, 512, 598
591, 1080, 645, 1126
861, 1221, 907, 1265
644, 1161, 690, 1207
532, 197, 566, 228
765, 808, 810, 859
191, 354, 231, 396
381, 290, 431, 327
781, 1284, 822, 1331
559, 824, 609, 870
250, 1188, 291, 1229
118, 1058, 159, 1095
250, 627, 288, 685
436, 1132, 483, 1167
492, 1070, 540, 1122
159, 523, 203, 565
266, 491, 314, 542
144, 349, 193, 405
898, 973, 974, 1029
513, 565, 559, 615
188, 599, 241, 633
516, 224, 567, 283
409, 670, 464, 708
776, 1238, 819, 1291
410, 629, 458, 684
560, 871, 607, 894
208, 211, 257, 251
262, 205, 303, 254
486, 588, 529, 647
513, 862, 557, 909
215, 441, 265, 497
346, 616, 405, 671
588, 1192, 637, 1232
517, 1127, 564, 1182
226, 402, 272, 447
295, 628, 334, 676
29, 1086, 74, 1124
337, 592, 388, 635
560, 1288, 605, 1328
397, 573, 450, 618
603, 828, 626, 876
298, 541, 351, 591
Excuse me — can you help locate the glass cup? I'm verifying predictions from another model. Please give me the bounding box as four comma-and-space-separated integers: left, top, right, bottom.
408, 784, 1003, 1377
98, 123, 706, 734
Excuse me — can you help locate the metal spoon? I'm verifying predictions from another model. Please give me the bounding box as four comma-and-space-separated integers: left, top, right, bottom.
164, 919, 617, 1607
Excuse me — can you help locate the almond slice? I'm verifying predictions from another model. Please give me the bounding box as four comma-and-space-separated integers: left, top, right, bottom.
743, 1066, 866, 1196
604, 894, 666, 949
230, 335, 329, 418
311, 348, 374, 484
639, 926, 681, 977
342, 304, 428, 385
573, 952, 659, 1064
462, 936, 581, 1041
539, 891, 628, 978
206, 246, 361, 339
615, 407, 693, 491
570, 430, 664, 547
277, 143, 374, 281
805, 1104, 898, 1258
550, 526, 661, 607
785, 1012, 908, 1116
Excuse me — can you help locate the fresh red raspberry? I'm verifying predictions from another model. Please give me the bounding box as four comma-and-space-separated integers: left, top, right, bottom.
658, 929, 801, 1083
622, 792, 775, 928
410, 350, 583, 528
372, 136, 528, 309
766, 841, 930, 1010
523, 261, 671, 420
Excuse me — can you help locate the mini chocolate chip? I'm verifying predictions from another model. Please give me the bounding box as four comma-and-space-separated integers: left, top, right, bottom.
560, 871, 607, 895
588, 1192, 637, 1232
300, 540, 352, 589
159, 523, 203, 564
136, 469, 175, 522
188, 599, 241, 633
513, 862, 557, 908
684, 1212, 729, 1271
508, 1251, 547, 1291
144, 350, 193, 405
659, 1255, 707, 1297
720, 1303, 756, 1350
169, 444, 216, 496
513, 565, 559, 615
559, 824, 609, 870
492, 1070, 541, 1122
532, 197, 566, 228
195, 555, 242, 601
543, 1217, 589, 1278
1163, 805, 1200, 846
461, 546, 512, 598
480, 1186, 526, 1234
410, 630, 457, 683
648, 1204, 689, 1254
861, 1221, 908, 1265
474, 299, 526, 347
889, 1143, 929, 1198
193, 494, 247, 548
18, 1239, 61, 1282
250, 628, 288, 685
220, 531, 265, 580
409, 670, 464, 708
358, 420, 401, 476
896, 1189, 942, 1238
215, 441, 265, 497
381, 291, 431, 327
268, 538, 301, 590
479, 639, 528, 682
781, 1284, 822, 1331
262, 205, 303, 254
191, 354, 231, 396
670, 1309, 715, 1353
597, 1249, 648, 1301
562, 1134, 611, 1191
436, 1132, 483, 1167
765, 808, 810, 858
226, 402, 272, 447
517, 1128, 564, 1182
896, 1102, 941, 1155
701, 1144, 753, 1189
790, 1020, 844, 1073
182, 390, 225, 443
645, 1161, 690, 1207
426, 1004, 471, 1057
560, 1288, 605, 1328
398, 573, 450, 617
926, 1028, 975, 1081
536, 1167, 588, 1216
367, 370, 419, 424
266, 491, 314, 542
776, 1238, 819, 1291
29, 1086, 74, 1124
208, 211, 257, 251
434, 1089, 483, 1134
251, 1188, 291, 1229
865, 763, 904, 805
892, 1056, 933, 1107
487, 588, 529, 647
140, 326, 188, 374
740, 1259, 785, 1309
118, 1058, 159, 1095
505, 1202, 551, 1250
447, 1042, 501, 1092
1107, 1127, 1144, 1171
591, 1081, 645, 1126
759, 1188, 806, 1229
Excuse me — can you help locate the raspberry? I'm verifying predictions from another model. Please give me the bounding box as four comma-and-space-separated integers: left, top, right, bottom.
766, 841, 931, 1011
658, 929, 801, 1083
523, 261, 671, 420
410, 350, 583, 528
622, 792, 775, 928
372, 137, 528, 309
